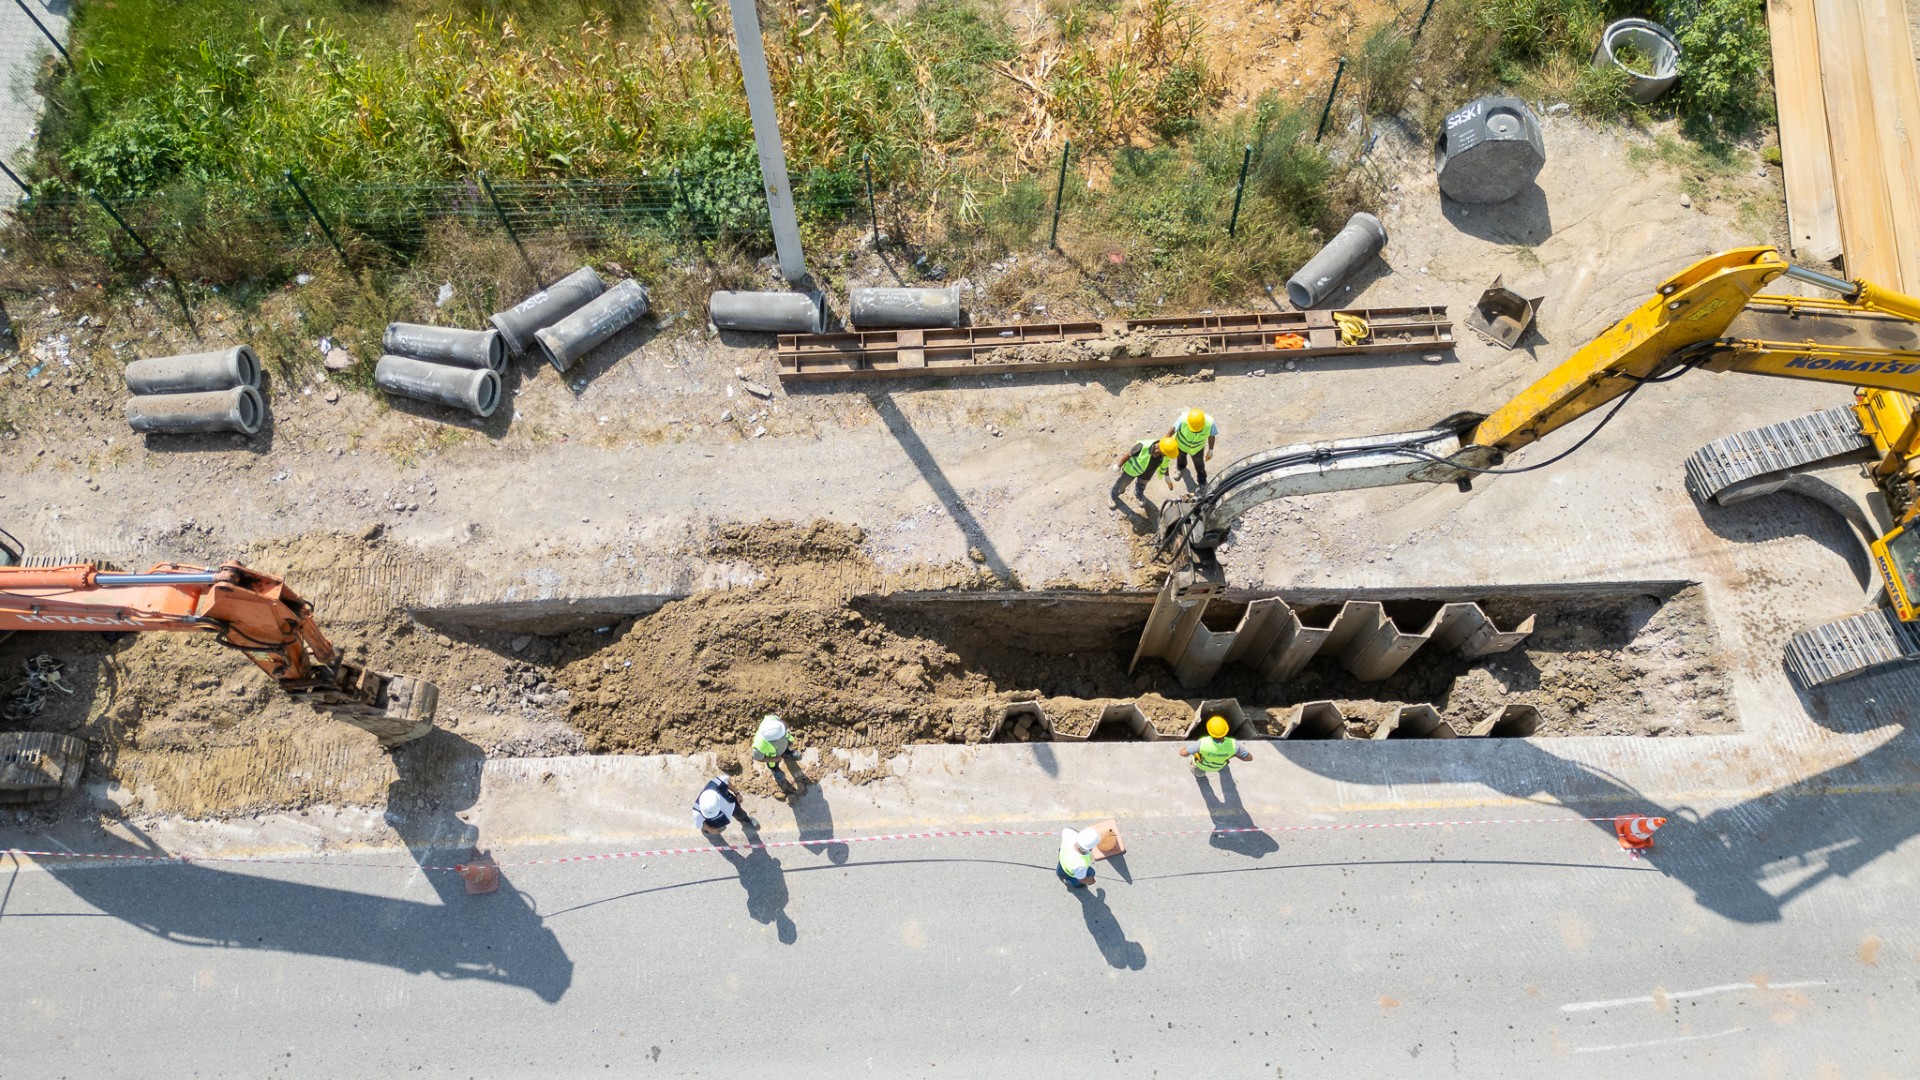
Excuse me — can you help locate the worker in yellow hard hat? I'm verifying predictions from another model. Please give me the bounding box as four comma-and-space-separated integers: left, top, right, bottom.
1111, 436, 1177, 507
1165, 408, 1219, 486
1180, 714, 1252, 774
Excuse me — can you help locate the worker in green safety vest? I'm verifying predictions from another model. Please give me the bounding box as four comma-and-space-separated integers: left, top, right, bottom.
1110, 436, 1177, 507
1165, 408, 1219, 486
750, 714, 805, 791
1179, 715, 1253, 774
1056, 827, 1102, 888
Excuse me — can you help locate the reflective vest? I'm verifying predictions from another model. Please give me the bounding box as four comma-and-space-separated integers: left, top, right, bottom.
1121, 440, 1169, 478
753, 732, 789, 759
1193, 735, 1238, 772
1058, 831, 1094, 878
1173, 414, 1216, 455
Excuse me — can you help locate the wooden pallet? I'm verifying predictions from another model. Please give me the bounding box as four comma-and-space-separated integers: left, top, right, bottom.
1768, 0, 1842, 260
776, 306, 1452, 382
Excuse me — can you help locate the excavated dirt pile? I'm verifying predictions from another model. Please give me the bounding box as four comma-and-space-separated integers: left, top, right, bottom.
558, 522, 1012, 783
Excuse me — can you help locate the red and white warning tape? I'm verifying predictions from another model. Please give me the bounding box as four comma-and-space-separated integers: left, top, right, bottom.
0, 815, 1646, 873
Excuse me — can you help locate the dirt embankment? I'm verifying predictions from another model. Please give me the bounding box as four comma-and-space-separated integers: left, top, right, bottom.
557, 521, 1014, 793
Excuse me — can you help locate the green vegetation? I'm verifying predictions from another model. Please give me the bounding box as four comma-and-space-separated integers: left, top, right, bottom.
1419, 0, 1773, 132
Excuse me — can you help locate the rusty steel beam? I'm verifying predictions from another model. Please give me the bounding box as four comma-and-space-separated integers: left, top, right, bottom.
776, 305, 1452, 382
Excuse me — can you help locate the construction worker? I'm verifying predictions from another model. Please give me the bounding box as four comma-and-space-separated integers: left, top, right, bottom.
1180, 715, 1253, 774
1110, 436, 1178, 505
693, 775, 759, 837
1165, 408, 1219, 486
1057, 826, 1103, 889
751, 714, 805, 790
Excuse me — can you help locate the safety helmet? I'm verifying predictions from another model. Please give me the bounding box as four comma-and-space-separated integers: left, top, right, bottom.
1076, 828, 1104, 852
759, 715, 786, 741
1185, 408, 1207, 432
696, 790, 724, 817
1157, 437, 1179, 458
1206, 715, 1230, 739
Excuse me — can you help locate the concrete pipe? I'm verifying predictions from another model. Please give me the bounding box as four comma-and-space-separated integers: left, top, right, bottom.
124, 345, 261, 395
709, 290, 826, 334
488, 266, 605, 357
848, 285, 964, 329
1285, 213, 1388, 308
382, 322, 507, 374
1594, 19, 1680, 104
533, 279, 650, 373
375, 354, 502, 418
124, 385, 266, 436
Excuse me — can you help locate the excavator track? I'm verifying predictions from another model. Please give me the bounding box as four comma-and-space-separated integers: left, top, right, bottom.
1683, 405, 1873, 504
1785, 607, 1920, 687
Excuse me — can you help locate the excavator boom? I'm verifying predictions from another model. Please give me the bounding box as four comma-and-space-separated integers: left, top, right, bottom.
0, 558, 436, 746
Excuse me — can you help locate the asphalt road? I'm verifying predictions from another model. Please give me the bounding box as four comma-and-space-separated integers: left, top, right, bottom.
4, 789, 1916, 1078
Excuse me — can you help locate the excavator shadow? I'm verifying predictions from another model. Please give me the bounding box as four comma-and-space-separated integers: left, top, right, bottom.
3, 730, 573, 1001
1693, 486, 1877, 592
1268, 717, 1920, 925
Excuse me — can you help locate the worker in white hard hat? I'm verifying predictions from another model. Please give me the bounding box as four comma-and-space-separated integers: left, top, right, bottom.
693, 775, 759, 837
1056, 826, 1104, 889
750, 714, 806, 791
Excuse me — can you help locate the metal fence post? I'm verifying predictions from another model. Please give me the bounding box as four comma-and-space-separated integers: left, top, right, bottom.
283, 169, 351, 272
862, 152, 880, 250
1315, 58, 1348, 142
477, 171, 541, 289
1048, 140, 1071, 251
1412, 0, 1440, 42
1227, 144, 1253, 238
9, 0, 72, 66
87, 188, 193, 326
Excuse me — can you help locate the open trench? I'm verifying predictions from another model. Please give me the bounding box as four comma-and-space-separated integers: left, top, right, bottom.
0, 524, 1734, 816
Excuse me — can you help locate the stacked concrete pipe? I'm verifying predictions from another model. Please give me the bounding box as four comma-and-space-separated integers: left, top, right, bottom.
489, 267, 605, 358
374, 355, 502, 418
377, 320, 511, 418
122, 345, 266, 436
382, 322, 507, 374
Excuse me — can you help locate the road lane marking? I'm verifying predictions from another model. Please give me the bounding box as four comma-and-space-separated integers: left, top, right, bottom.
1572, 1026, 1747, 1054
1561, 979, 1827, 1012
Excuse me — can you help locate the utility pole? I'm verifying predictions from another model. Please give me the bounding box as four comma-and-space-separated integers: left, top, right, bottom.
728, 0, 806, 283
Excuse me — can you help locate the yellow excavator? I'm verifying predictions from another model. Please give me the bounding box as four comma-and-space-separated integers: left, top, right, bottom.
1154, 246, 1920, 687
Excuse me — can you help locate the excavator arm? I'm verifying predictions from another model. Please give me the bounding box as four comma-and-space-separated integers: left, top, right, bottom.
0, 559, 436, 746
1163, 247, 1920, 569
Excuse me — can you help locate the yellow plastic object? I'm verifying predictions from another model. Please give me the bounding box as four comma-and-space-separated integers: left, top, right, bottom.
1205, 715, 1230, 739
1332, 312, 1370, 346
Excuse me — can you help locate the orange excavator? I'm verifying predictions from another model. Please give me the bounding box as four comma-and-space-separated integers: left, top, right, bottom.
0, 526, 437, 801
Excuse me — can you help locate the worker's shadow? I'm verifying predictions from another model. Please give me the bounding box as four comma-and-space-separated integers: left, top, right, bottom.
716, 823, 798, 944
1074, 887, 1146, 970
1195, 768, 1280, 859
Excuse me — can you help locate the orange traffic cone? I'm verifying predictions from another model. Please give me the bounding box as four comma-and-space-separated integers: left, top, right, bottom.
456, 851, 501, 894
1615, 815, 1667, 853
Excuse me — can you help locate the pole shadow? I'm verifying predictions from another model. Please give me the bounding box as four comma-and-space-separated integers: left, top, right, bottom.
1073, 887, 1146, 970
715, 822, 798, 944
867, 389, 1013, 582
1194, 768, 1280, 859
792, 771, 850, 865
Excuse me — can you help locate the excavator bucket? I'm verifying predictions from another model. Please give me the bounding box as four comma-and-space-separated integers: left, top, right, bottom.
1463, 276, 1544, 349
287, 664, 438, 747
